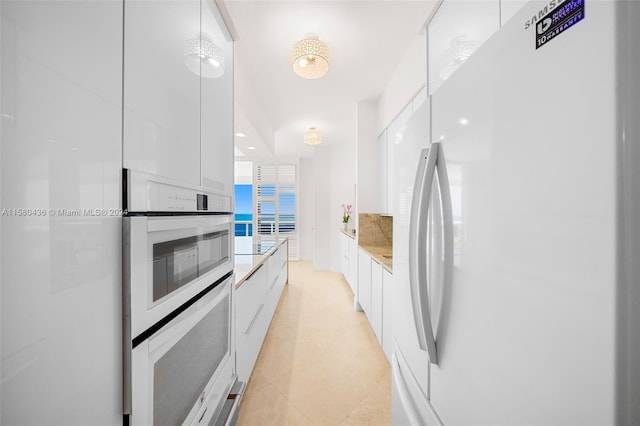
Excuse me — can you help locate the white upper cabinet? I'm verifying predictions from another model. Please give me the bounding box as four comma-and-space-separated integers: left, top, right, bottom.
379, 130, 388, 214
201, 1, 234, 194
124, 0, 201, 185
428, 0, 500, 95
124, 0, 233, 192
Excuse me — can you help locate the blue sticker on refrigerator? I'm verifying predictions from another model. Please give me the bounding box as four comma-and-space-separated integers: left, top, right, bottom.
535, 0, 585, 49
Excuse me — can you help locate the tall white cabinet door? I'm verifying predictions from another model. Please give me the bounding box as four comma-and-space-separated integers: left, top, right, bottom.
201, 0, 234, 194
123, 0, 201, 185
1, 1, 122, 424
379, 130, 388, 214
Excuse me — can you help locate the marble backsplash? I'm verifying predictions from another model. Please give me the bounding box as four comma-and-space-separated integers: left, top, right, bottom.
358, 213, 392, 247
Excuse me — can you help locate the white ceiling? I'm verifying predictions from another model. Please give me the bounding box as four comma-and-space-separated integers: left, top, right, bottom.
224, 0, 438, 158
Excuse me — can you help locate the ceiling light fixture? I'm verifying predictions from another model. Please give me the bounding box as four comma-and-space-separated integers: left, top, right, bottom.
292, 33, 330, 79
247, 146, 256, 150
439, 36, 479, 80
235, 132, 246, 137
184, 35, 225, 79
304, 127, 323, 145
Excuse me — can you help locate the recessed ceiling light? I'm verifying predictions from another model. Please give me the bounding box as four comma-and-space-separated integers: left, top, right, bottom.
247, 146, 256, 150
235, 132, 246, 137
459, 117, 469, 126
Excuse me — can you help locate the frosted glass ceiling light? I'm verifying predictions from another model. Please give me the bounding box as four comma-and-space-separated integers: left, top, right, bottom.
184, 36, 224, 79
439, 36, 479, 80
292, 33, 330, 79
303, 127, 323, 145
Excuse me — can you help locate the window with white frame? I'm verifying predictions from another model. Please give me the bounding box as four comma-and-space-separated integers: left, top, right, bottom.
253, 162, 298, 259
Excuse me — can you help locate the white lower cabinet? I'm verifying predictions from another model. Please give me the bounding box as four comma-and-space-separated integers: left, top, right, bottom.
358, 248, 372, 315
235, 242, 288, 383
339, 232, 358, 297
358, 247, 393, 362
371, 259, 383, 343
235, 264, 267, 382
382, 269, 393, 362
348, 238, 357, 295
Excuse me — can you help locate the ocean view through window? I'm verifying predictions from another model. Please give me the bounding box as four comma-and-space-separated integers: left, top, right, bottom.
235, 184, 252, 236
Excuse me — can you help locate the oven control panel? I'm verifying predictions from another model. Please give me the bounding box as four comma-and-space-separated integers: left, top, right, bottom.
125, 169, 232, 213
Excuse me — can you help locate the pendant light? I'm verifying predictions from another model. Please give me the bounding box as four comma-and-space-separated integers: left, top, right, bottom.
292, 33, 330, 79
304, 127, 323, 145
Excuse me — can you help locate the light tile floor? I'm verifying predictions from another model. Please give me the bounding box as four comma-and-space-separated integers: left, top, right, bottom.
237, 261, 391, 426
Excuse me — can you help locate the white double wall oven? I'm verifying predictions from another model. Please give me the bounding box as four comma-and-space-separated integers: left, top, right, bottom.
122, 170, 238, 425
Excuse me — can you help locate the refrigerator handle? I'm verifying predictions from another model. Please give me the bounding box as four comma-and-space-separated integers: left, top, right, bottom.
409, 145, 438, 364
436, 143, 454, 328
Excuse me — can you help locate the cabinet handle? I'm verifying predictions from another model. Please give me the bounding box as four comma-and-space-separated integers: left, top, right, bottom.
270, 274, 279, 289
245, 304, 265, 335
198, 407, 208, 423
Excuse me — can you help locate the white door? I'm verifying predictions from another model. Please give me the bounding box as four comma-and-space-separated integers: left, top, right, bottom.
200, 1, 234, 194
123, 0, 201, 184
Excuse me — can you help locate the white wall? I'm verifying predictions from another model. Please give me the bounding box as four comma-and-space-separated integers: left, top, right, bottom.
297, 142, 356, 271
377, 34, 427, 135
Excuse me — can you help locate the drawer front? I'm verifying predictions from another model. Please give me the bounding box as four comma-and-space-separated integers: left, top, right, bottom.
235, 265, 267, 344
235, 303, 269, 383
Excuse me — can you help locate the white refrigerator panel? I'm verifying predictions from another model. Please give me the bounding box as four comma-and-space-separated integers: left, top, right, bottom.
429, 1, 616, 424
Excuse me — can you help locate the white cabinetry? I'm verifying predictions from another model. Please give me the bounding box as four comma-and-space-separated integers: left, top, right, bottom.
382, 269, 393, 361
1, 2, 123, 423
339, 232, 358, 297
358, 248, 372, 316
123, 0, 200, 184
124, 0, 233, 191
201, 2, 234, 194
235, 264, 268, 383
427, 0, 500, 95
379, 130, 388, 214
340, 232, 349, 278
266, 242, 288, 320
370, 259, 383, 343
235, 242, 288, 382
357, 248, 393, 358
380, 87, 428, 215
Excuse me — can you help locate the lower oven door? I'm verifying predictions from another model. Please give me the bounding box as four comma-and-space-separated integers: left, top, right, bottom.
129, 275, 235, 425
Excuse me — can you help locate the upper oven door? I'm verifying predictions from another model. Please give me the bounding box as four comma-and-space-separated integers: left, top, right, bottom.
124, 214, 233, 338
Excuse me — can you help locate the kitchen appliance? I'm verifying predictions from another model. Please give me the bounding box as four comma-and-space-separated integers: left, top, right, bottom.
123, 169, 241, 425
392, 1, 640, 424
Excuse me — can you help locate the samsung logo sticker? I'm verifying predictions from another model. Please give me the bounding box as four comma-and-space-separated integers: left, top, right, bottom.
524, 0, 564, 29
